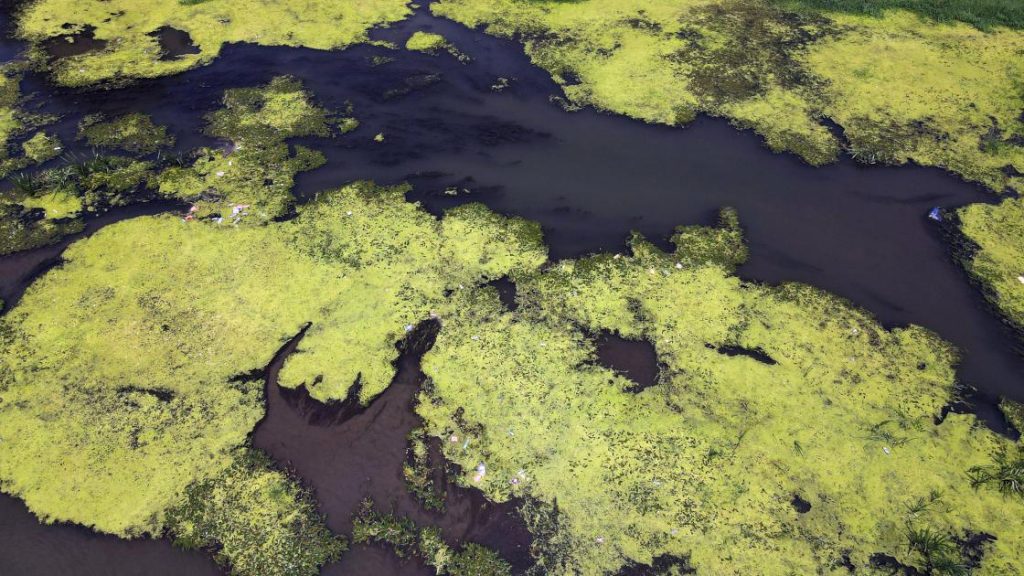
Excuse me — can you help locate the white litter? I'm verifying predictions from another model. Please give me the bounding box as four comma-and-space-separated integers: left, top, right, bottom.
882, 446, 891, 455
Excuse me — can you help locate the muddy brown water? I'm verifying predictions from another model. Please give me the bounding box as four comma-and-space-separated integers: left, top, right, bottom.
2, 3, 1024, 574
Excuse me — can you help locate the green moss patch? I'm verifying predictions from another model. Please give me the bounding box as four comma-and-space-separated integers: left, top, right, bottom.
79, 113, 174, 155
406, 31, 469, 62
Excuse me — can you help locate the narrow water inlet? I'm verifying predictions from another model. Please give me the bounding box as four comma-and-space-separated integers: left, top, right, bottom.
251, 320, 534, 574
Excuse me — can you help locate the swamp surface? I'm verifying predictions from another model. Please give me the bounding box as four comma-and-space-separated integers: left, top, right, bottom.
1, 3, 1023, 575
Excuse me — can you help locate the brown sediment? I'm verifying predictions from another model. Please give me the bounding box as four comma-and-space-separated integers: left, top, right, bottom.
251, 320, 533, 574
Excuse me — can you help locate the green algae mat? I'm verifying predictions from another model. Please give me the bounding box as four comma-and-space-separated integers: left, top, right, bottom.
9, 0, 1024, 333
3, 175, 1024, 574
2, 1, 1024, 575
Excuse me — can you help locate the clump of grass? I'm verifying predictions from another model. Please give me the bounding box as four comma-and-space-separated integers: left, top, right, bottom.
968, 448, 1024, 498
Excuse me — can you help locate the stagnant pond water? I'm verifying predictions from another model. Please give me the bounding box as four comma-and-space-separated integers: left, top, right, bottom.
1, 4, 1023, 575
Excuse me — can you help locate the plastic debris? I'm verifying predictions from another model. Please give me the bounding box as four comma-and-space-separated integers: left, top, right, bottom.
675, 262, 683, 269
595, 536, 605, 544
404, 324, 414, 332
882, 446, 891, 455
472, 463, 486, 483
471, 335, 480, 341
928, 207, 942, 222
215, 171, 225, 178
1018, 275, 1024, 285
449, 434, 459, 443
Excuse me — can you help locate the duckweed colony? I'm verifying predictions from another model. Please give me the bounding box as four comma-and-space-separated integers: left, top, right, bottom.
3, 1, 1024, 575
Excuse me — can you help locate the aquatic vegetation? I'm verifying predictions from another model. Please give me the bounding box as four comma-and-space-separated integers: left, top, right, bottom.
158, 76, 338, 221
166, 448, 344, 576
406, 31, 469, 62
430, 0, 1024, 191
79, 113, 175, 155
956, 198, 1024, 335
20, 131, 62, 164
1001, 398, 1024, 434
0, 181, 545, 542
0, 66, 22, 152
775, 0, 1024, 30
404, 428, 447, 511
352, 499, 512, 575
416, 214, 1024, 573
0, 154, 155, 255
968, 447, 1024, 498
16, 0, 413, 86
0, 65, 58, 178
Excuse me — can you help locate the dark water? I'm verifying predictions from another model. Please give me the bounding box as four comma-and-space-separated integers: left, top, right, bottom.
2, 3, 1024, 575
254, 321, 532, 576
594, 332, 661, 392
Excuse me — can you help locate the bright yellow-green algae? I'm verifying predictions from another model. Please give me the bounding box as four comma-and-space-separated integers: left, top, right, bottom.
430, 0, 1024, 192
957, 197, 1024, 333
158, 76, 338, 221
79, 113, 175, 155
406, 31, 469, 62
16, 0, 413, 87
0, 181, 545, 540
416, 215, 1024, 574
165, 448, 345, 576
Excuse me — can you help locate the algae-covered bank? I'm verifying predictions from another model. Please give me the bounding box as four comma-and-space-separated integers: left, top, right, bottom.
3, 183, 1024, 574
429, 0, 1024, 194
3, 1, 1024, 575
0, 181, 544, 574
14, 0, 412, 86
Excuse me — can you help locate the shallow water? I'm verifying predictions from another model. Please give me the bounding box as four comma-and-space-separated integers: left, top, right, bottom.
1, 4, 1023, 575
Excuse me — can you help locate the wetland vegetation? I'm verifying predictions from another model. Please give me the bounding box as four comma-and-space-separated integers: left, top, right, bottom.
2, 1, 1024, 575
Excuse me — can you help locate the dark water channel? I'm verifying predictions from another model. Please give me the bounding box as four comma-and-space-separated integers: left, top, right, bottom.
2, 4, 1024, 575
